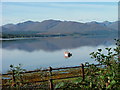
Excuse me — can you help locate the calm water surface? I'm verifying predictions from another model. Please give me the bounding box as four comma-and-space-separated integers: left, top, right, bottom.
1, 36, 116, 73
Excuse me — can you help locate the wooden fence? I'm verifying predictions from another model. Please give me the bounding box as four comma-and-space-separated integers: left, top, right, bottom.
2, 63, 102, 90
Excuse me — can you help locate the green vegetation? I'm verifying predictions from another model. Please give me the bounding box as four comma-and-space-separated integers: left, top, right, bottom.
1, 32, 97, 39
55, 39, 120, 89
1, 31, 68, 38
2, 39, 120, 89
1, 33, 67, 38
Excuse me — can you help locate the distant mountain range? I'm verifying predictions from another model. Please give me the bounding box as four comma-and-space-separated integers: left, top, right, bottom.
1, 19, 118, 35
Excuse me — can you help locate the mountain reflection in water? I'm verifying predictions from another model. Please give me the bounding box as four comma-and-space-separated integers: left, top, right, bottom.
1, 35, 116, 52
1, 35, 117, 73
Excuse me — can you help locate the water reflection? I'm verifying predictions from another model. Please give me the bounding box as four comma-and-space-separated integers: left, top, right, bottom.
1, 35, 117, 73
1, 35, 116, 52
2, 45, 115, 73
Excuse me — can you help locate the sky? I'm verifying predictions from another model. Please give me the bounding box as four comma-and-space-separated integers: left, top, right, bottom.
1, 0, 119, 2
1, 2, 118, 25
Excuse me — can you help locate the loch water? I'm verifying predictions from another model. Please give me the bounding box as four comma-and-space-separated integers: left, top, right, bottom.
1, 35, 117, 73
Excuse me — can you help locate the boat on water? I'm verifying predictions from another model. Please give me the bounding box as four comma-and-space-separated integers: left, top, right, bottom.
64, 51, 72, 58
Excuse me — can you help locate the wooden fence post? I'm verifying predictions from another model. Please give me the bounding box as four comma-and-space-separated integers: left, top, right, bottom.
12, 70, 16, 87
48, 67, 53, 90
81, 64, 85, 81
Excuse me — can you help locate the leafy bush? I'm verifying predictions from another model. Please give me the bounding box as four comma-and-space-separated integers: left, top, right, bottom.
55, 39, 120, 89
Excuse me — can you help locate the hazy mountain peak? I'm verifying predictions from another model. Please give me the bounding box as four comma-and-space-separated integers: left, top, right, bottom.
4, 23, 14, 26
41, 19, 61, 23
90, 21, 100, 24
1, 19, 118, 33
103, 21, 112, 25
24, 20, 35, 23
17, 20, 37, 25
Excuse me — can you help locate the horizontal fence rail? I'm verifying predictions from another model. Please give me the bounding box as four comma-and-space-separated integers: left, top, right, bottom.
2, 63, 102, 90
2, 64, 102, 75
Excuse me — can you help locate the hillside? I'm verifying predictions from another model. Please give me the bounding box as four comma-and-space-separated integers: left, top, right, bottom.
1, 20, 118, 35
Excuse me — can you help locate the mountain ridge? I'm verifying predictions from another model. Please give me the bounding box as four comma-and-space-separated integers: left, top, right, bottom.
1, 19, 118, 35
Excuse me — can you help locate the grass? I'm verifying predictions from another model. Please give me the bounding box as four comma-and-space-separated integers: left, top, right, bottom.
2, 68, 82, 87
